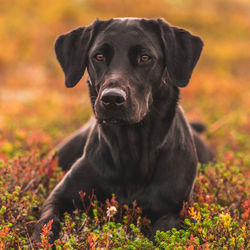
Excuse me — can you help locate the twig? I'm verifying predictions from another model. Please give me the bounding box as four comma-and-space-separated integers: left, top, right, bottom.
210, 114, 233, 133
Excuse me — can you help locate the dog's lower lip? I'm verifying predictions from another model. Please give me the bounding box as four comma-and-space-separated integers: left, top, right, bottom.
104, 119, 120, 124
98, 118, 119, 124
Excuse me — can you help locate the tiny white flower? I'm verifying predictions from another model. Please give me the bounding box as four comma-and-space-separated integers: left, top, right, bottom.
107, 206, 117, 218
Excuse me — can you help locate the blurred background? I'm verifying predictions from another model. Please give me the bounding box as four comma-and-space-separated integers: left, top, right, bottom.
0, 0, 249, 158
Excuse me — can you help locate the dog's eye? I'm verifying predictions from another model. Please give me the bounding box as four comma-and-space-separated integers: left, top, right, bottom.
138, 55, 151, 63
95, 54, 104, 62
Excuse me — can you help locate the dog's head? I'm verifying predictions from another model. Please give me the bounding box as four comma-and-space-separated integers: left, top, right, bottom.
55, 18, 203, 124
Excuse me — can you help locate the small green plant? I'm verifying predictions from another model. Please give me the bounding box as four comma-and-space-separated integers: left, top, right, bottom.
0, 151, 249, 248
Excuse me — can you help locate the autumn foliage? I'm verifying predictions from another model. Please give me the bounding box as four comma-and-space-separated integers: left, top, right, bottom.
0, 0, 249, 249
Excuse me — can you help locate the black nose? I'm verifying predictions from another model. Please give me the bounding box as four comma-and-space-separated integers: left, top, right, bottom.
101, 88, 126, 107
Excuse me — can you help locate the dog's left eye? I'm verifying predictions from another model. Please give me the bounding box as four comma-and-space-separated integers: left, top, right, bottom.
138, 55, 151, 63
95, 54, 105, 61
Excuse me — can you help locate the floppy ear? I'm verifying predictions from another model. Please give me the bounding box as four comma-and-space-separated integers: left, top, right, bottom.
158, 18, 203, 87
54, 20, 99, 88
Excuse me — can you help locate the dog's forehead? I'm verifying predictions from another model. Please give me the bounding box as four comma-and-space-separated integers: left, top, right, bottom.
94, 18, 159, 47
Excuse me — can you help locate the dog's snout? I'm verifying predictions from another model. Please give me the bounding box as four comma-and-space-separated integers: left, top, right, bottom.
101, 88, 126, 108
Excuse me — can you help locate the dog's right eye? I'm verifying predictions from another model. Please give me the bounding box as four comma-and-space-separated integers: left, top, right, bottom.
137, 55, 151, 64
95, 54, 105, 62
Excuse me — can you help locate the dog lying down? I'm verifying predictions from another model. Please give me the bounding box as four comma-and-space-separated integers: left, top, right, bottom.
31, 17, 214, 243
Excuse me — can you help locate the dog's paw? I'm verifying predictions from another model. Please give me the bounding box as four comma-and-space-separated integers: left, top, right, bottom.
30, 217, 60, 245
151, 214, 180, 240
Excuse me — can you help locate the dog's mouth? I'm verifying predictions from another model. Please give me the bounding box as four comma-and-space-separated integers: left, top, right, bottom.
95, 108, 140, 125
99, 118, 120, 124
94, 98, 150, 126
97, 117, 131, 125
96, 110, 149, 126
94, 87, 151, 126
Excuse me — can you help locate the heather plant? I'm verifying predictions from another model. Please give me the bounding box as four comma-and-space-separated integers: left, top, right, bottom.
0, 151, 248, 248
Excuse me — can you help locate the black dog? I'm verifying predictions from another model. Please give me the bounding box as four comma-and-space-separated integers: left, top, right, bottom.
31, 18, 214, 243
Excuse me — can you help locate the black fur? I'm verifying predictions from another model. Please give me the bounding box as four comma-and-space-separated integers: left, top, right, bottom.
31, 18, 214, 243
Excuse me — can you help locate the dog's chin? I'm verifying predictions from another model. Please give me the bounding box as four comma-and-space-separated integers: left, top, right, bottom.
97, 118, 132, 126
95, 108, 148, 126
96, 113, 149, 126
99, 119, 121, 125
96, 116, 143, 126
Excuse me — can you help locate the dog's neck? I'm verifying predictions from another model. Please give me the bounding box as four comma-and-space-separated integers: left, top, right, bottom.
97, 85, 179, 183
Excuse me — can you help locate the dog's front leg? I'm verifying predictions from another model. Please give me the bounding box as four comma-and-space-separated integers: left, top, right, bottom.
30, 156, 97, 245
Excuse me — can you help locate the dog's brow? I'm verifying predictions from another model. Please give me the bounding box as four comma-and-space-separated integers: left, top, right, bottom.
91, 43, 108, 51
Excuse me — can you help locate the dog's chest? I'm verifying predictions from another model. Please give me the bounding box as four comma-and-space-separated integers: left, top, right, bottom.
109, 181, 148, 206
